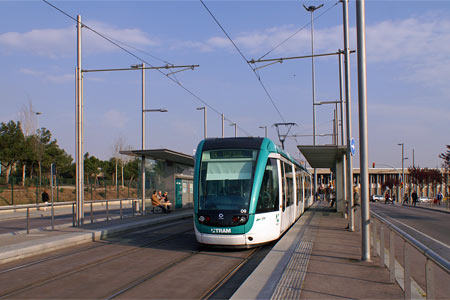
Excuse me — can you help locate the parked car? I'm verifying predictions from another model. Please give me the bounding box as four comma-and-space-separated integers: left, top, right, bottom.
418, 197, 431, 203
370, 195, 384, 202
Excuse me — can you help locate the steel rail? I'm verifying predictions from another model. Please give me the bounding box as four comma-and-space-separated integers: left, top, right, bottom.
0, 219, 189, 275
200, 247, 260, 300
371, 211, 450, 273
0, 223, 193, 299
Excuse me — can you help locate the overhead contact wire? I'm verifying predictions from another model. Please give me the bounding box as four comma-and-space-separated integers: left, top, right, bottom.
41, 0, 252, 137
200, 0, 287, 124
259, 1, 339, 60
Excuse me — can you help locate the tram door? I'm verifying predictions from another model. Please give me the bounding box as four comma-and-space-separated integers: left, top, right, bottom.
279, 160, 290, 233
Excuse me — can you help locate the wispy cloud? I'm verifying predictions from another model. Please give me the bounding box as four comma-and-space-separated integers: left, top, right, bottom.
102, 109, 128, 129
20, 68, 73, 83
0, 21, 158, 58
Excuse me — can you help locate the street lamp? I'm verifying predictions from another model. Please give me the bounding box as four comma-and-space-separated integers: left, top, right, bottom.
196, 107, 207, 139
398, 143, 409, 202
230, 123, 237, 137
304, 3, 323, 204
259, 126, 268, 138
131, 62, 168, 215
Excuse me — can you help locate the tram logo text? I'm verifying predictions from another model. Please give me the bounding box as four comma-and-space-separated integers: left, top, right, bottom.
211, 228, 231, 234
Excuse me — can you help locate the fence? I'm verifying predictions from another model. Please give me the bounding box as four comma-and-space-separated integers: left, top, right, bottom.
0, 198, 142, 234
371, 211, 450, 299
0, 177, 139, 206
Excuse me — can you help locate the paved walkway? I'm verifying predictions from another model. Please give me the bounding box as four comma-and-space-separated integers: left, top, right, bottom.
233, 202, 404, 299
300, 203, 403, 299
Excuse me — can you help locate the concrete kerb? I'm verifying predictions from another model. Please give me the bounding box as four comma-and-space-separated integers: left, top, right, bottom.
0, 210, 193, 265
402, 204, 450, 215
231, 206, 317, 300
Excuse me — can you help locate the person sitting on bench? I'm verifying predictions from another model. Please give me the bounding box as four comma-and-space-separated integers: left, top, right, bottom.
151, 190, 170, 213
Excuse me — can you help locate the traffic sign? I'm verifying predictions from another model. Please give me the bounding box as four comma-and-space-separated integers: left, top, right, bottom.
350, 138, 356, 156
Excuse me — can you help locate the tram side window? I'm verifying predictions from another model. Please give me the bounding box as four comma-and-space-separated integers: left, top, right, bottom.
296, 173, 303, 205
284, 162, 293, 207
256, 158, 279, 213
281, 162, 286, 211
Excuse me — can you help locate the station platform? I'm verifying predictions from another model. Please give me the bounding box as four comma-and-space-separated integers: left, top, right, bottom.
232, 202, 404, 299
0, 209, 193, 264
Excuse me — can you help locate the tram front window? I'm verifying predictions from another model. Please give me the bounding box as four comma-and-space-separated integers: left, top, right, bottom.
199, 150, 257, 211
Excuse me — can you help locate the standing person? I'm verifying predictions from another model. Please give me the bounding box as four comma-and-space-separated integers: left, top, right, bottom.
411, 190, 418, 206
384, 191, 390, 204
437, 191, 443, 206
41, 189, 50, 211
41, 190, 50, 203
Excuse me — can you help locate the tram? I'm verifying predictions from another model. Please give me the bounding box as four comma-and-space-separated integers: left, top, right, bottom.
193, 137, 312, 248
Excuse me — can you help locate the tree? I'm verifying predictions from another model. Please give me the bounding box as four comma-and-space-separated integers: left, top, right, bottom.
408, 167, 442, 196
439, 145, 450, 197
0, 121, 25, 183
439, 145, 450, 169
84, 153, 103, 187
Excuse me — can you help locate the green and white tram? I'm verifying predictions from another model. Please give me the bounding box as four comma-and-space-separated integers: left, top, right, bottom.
193, 137, 312, 248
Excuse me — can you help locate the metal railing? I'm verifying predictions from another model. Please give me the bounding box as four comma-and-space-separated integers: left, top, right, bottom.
371, 211, 450, 299
0, 198, 141, 234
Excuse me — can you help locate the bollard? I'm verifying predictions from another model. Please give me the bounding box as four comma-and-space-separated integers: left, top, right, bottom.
11, 177, 14, 206
372, 219, 377, 256
380, 225, 385, 267
72, 203, 75, 227
106, 200, 109, 221
425, 259, 435, 300
90, 202, 93, 224
51, 203, 55, 231
26, 207, 30, 234
120, 200, 123, 219
389, 230, 395, 283
404, 242, 411, 299
132, 201, 135, 217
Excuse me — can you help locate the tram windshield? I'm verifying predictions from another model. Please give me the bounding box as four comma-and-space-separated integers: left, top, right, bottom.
198, 149, 257, 211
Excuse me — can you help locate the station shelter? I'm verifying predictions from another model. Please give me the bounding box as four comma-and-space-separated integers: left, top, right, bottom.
298, 145, 348, 214
121, 149, 194, 209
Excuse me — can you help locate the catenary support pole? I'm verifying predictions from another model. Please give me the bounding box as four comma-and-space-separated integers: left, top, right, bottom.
141, 63, 146, 215
356, 0, 371, 261
76, 15, 84, 227
341, 0, 354, 231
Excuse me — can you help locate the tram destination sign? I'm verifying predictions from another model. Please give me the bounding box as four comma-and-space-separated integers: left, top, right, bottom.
210, 150, 253, 159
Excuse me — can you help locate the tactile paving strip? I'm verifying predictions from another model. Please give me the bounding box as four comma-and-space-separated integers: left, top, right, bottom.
270, 216, 319, 299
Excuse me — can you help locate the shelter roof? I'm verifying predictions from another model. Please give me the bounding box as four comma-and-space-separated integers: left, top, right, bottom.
120, 149, 194, 167
297, 145, 347, 168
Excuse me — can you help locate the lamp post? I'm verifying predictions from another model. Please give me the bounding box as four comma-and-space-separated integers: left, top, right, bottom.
259, 126, 268, 138
197, 107, 207, 139
398, 143, 409, 202
131, 63, 169, 215
304, 3, 323, 202
230, 123, 237, 137
34, 111, 43, 191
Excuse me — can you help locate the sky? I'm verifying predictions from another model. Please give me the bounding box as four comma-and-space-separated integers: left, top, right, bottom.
0, 0, 449, 169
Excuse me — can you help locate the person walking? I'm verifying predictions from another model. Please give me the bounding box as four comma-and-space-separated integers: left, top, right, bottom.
402, 193, 408, 205
411, 190, 418, 207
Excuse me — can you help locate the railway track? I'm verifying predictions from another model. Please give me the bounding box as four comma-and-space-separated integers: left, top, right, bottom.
0, 219, 265, 299
0, 220, 193, 298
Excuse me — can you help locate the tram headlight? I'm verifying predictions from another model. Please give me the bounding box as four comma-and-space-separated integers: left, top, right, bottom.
198, 215, 210, 224
232, 215, 248, 224
239, 216, 247, 224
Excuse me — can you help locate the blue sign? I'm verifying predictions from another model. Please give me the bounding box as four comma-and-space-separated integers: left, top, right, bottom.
350, 138, 356, 156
